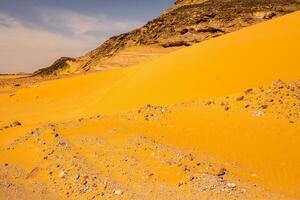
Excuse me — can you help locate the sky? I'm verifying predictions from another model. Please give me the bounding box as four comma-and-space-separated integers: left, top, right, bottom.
0, 0, 174, 74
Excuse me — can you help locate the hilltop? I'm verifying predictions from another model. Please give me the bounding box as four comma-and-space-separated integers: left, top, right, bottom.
34, 0, 300, 75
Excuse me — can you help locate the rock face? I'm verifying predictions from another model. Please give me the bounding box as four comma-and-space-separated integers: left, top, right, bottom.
34, 57, 76, 76
34, 0, 300, 75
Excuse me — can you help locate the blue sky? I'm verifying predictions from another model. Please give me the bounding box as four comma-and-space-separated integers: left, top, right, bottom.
0, 0, 174, 73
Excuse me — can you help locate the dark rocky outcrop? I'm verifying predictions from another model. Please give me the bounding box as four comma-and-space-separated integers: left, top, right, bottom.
34, 57, 75, 76
35, 0, 300, 75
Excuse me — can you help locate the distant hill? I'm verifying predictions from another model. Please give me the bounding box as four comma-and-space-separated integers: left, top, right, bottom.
34, 0, 300, 75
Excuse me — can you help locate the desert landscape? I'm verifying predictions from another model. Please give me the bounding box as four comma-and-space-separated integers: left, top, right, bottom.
0, 0, 299, 199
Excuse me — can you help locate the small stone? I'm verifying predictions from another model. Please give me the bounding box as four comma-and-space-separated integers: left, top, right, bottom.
78, 118, 84, 122
244, 103, 250, 108
251, 173, 258, 177
260, 104, 268, 109
74, 174, 80, 180
180, 28, 188, 34
227, 183, 236, 189
244, 88, 253, 94
217, 168, 227, 176
83, 180, 88, 185
236, 96, 244, 101
114, 189, 123, 195
253, 110, 264, 117
206, 101, 212, 105
178, 182, 184, 187
58, 141, 68, 147
224, 106, 230, 111
59, 171, 67, 179
11, 120, 22, 127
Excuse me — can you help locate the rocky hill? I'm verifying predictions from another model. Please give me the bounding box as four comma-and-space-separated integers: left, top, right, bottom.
34, 0, 300, 75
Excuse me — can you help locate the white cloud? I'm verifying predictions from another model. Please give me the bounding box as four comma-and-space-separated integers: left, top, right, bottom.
0, 9, 142, 73
37, 7, 140, 38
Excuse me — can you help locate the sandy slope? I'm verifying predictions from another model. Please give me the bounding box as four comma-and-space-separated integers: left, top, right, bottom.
0, 11, 299, 199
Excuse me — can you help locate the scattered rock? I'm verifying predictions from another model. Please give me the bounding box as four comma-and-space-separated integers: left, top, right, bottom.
206, 101, 212, 106
217, 168, 227, 176
74, 174, 80, 180
236, 96, 244, 101
260, 104, 268, 109
58, 141, 68, 147
59, 171, 67, 179
241, 188, 247, 193
224, 106, 230, 111
82, 180, 88, 185
244, 103, 250, 108
180, 28, 189, 34
272, 79, 285, 88
178, 182, 184, 187
244, 88, 253, 94
11, 120, 22, 127
114, 189, 123, 195
227, 183, 236, 189
251, 173, 258, 177
253, 110, 264, 117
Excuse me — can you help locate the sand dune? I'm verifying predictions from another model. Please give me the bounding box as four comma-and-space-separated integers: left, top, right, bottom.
0, 11, 299, 199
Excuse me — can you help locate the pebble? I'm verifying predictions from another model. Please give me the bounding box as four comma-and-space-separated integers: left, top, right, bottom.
236, 96, 244, 101
253, 110, 264, 117
244, 103, 250, 108
11, 120, 22, 127
74, 174, 80, 180
114, 189, 123, 195
227, 183, 236, 189
217, 168, 227, 176
224, 106, 230, 111
244, 88, 253, 94
59, 171, 67, 179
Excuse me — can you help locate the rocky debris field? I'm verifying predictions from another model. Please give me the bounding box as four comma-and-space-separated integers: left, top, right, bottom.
0, 79, 299, 199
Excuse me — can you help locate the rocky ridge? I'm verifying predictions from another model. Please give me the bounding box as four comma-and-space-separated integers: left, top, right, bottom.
35, 0, 300, 75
